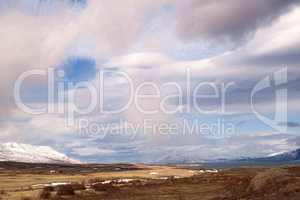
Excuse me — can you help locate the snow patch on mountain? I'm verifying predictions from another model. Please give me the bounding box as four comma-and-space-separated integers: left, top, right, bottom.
157, 148, 300, 164
0, 143, 81, 164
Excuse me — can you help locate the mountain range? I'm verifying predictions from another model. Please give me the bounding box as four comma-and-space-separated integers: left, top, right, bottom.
158, 148, 300, 166
1, 142, 300, 166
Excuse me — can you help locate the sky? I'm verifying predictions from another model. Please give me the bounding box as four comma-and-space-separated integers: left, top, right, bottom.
0, 0, 300, 163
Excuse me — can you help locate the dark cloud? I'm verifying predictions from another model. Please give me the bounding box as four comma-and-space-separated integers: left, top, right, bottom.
175, 0, 299, 44
235, 44, 300, 67
278, 122, 300, 128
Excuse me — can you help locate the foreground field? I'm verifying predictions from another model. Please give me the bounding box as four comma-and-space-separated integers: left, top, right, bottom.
0, 162, 300, 200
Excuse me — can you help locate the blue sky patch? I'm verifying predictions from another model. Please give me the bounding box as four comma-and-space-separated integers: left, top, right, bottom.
62, 57, 97, 82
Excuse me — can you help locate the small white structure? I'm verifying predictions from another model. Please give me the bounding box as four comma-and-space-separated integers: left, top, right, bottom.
199, 169, 218, 173
205, 169, 218, 173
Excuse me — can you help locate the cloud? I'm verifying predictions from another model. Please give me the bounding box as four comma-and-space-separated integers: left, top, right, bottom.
0, 0, 168, 123
105, 52, 172, 69
71, 146, 116, 157
1, 0, 300, 162
65, 132, 299, 162
174, 0, 299, 44
288, 137, 300, 146
0, 1, 78, 122
278, 122, 300, 128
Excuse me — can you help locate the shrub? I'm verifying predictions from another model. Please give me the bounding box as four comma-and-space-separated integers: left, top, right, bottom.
70, 182, 86, 191
43, 186, 55, 192
39, 188, 52, 199
56, 184, 75, 196
20, 197, 33, 200
91, 183, 117, 192
248, 168, 290, 192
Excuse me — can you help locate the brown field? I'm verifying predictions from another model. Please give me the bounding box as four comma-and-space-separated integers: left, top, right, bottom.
0, 162, 300, 200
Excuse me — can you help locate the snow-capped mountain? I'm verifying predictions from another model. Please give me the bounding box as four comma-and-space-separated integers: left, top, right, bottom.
0, 143, 81, 164
244, 148, 300, 162
268, 148, 300, 161
157, 148, 300, 164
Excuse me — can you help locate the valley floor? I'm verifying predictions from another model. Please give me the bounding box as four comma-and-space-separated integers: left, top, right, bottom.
0, 162, 300, 200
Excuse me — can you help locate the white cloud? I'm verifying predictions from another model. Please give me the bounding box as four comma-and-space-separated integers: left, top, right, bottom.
0, 0, 169, 121
105, 52, 172, 69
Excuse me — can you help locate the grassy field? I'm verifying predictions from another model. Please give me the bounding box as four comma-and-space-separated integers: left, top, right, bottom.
1, 162, 300, 200
0, 162, 196, 200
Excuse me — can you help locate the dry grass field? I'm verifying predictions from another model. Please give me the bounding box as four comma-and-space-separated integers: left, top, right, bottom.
1, 162, 300, 200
